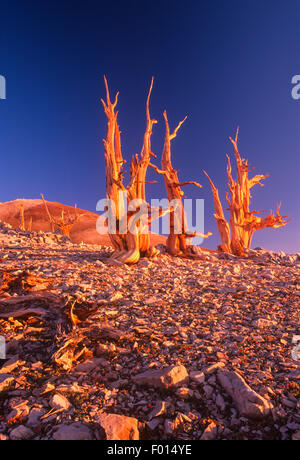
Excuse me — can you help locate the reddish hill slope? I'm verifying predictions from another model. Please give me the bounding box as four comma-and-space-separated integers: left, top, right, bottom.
0, 199, 166, 247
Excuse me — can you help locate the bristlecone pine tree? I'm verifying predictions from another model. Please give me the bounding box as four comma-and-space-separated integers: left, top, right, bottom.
204, 128, 289, 256
17, 202, 26, 231
17, 201, 32, 231
41, 194, 85, 238
101, 77, 169, 264
150, 111, 211, 256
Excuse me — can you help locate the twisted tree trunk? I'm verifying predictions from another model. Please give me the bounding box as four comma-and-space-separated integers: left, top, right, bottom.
41, 194, 85, 238
204, 128, 289, 255
101, 77, 160, 264
151, 111, 211, 256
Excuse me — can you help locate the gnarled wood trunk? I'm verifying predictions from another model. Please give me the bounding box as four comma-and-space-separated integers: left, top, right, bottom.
101, 77, 159, 264
151, 111, 211, 256
41, 194, 85, 238
204, 128, 289, 255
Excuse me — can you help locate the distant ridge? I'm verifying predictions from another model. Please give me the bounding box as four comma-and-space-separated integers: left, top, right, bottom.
0, 199, 167, 247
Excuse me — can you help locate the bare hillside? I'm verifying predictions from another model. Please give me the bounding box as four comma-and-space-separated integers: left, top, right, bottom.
0, 199, 166, 247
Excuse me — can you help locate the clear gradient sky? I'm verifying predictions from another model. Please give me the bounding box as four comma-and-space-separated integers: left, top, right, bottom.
0, 0, 299, 252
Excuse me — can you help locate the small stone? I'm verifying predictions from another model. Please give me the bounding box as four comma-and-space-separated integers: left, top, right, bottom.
252, 319, 275, 328
139, 260, 151, 268
75, 358, 107, 373
31, 361, 43, 370
97, 413, 139, 440
217, 370, 273, 419
96, 343, 116, 354
144, 296, 159, 305
132, 365, 188, 389
216, 393, 226, 411
200, 422, 218, 440
190, 371, 205, 384
27, 407, 45, 427
147, 418, 161, 431
55, 382, 83, 394
164, 419, 175, 435
204, 362, 225, 375
109, 292, 123, 302
10, 425, 34, 440
175, 387, 193, 400
50, 394, 72, 411
53, 423, 93, 440
203, 384, 214, 398
292, 431, 300, 441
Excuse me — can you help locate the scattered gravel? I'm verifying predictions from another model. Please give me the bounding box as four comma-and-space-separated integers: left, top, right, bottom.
0, 221, 299, 440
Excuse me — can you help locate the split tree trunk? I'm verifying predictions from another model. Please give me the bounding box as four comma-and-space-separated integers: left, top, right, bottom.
101, 77, 159, 264
204, 128, 289, 256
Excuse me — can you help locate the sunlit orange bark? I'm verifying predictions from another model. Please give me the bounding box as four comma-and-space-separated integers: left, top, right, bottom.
203, 171, 231, 253
101, 77, 160, 264
151, 111, 211, 256
204, 128, 289, 255
41, 194, 85, 238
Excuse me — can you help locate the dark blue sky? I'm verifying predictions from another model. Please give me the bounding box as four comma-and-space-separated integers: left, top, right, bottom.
0, 0, 299, 252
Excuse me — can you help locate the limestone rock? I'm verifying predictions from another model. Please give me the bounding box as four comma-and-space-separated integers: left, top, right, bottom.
217, 370, 273, 419
252, 318, 275, 328
132, 365, 188, 389
148, 400, 168, 420
292, 431, 300, 441
74, 358, 107, 373
175, 387, 193, 399
147, 418, 162, 431
204, 362, 225, 375
53, 423, 93, 440
97, 413, 139, 440
50, 394, 72, 411
10, 425, 34, 440
27, 407, 45, 427
200, 422, 218, 440
190, 370, 205, 384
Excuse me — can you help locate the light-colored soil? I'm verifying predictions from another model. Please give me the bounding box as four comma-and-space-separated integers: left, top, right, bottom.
0, 222, 299, 440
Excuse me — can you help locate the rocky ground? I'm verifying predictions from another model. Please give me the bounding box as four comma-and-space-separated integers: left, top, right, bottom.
0, 221, 299, 441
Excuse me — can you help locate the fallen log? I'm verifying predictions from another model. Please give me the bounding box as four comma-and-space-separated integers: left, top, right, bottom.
0, 292, 63, 318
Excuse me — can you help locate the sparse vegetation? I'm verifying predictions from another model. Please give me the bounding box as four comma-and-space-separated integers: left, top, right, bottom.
17, 201, 32, 232
41, 194, 85, 238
